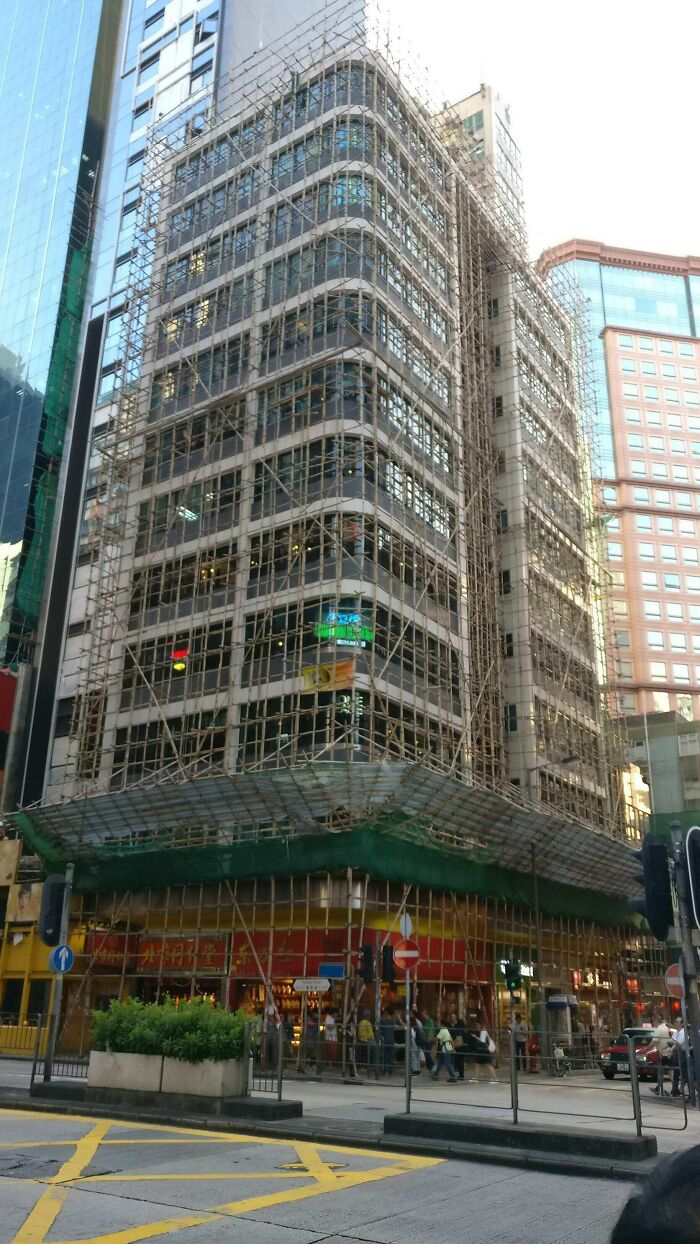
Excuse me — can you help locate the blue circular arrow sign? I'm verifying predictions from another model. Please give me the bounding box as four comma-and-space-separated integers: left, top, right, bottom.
49, 944, 74, 974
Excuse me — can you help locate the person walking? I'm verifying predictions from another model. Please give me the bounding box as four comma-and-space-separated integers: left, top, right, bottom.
379, 1009, 396, 1075
475, 1012, 498, 1083
321, 1007, 338, 1070
648, 1012, 674, 1096
448, 1011, 467, 1080
513, 1012, 528, 1072
431, 1019, 458, 1082
408, 1018, 422, 1076
357, 1009, 375, 1073
670, 1016, 689, 1099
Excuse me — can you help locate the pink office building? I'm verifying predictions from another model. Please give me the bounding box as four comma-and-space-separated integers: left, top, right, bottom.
541, 242, 700, 720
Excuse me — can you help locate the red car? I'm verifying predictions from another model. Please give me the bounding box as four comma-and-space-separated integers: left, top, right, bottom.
598, 1026, 658, 1081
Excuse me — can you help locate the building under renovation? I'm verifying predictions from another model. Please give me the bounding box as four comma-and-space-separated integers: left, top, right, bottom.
1, 1, 667, 1048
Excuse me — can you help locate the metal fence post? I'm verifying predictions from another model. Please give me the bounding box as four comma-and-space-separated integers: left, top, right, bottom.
628, 1035, 643, 1137
510, 1025, 519, 1125
277, 1021, 284, 1101
43, 863, 74, 1084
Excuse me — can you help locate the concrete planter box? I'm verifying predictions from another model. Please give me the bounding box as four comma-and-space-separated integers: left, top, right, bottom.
88, 1051, 163, 1093
87, 1050, 248, 1101
161, 1056, 248, 1098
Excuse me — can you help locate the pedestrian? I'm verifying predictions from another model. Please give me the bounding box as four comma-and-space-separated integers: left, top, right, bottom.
431, 1019, 458, 1082
322, 1007, 338, 1069
513, 1012, 528, 1071
647, 1012, 674, 1096
475, 1011, 498, 1083
357, 1009, 375, 1072
379, 1008, 396, 1075
408, 1018, 422, 1076
448, 1011, 467, 1080
670, 1016, 689, 1099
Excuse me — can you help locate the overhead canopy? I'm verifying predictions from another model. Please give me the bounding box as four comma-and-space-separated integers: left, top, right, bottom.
9, 762, 641, 913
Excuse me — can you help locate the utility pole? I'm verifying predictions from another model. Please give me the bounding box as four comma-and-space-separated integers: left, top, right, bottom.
43, 862, 74, 1083
669, 823, 700, 1107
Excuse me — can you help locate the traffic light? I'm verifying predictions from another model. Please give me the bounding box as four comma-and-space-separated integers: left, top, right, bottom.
685, 824, 700, 931
630, 835, 673, 941
503, 960, 521, 993
381, 943, 396, 984
38, 875, 66, 946
359, 943, 374, 984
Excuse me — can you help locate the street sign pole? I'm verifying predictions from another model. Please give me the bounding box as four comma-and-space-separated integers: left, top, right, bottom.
670, 823, 700, 1108
43, 862, 74, 1084
405, 968, 411, 1114
374, 931, 381, 1081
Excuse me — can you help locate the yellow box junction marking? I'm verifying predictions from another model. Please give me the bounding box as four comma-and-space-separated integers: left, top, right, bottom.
2, 1107, 441, 1244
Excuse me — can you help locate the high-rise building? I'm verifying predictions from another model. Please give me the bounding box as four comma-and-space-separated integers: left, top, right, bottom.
540, 241, 700, 723
0, 0, 124, 808
1, 6, 660, 1037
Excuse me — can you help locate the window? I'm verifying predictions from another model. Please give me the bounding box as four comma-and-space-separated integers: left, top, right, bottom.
677, 492, 692, 508
636, 515, 652, 531
683, 547, 700, 565
665, 388, 680, 404
642, 361, 657, 375
615, 630, 631, 648
659, 340, 674, 355
639, 337, 653, 352
647, 410, 662, 426
195, 4, 219, 44
664, 573, 681, 590
618, 333, 633, 347
623, 383, 639, 398
649, 436, 664, 451
644, 385, 659, 399
644, 601, 661, 618
638, 542, 655, 560
619, 692, 638, 713
504, 704, 517, 732
625, 407, 642, 424
630, 460, 647, 476
662, 364, 677, 379
611, 570, 626, 587
627, 433, 644, 449
655, 489, 671, 506
680, 343, 695, 358
138, 52, 160, 84
680, 519, 696, 535
693, 637, 700, 654
673, 466, 690, 482
690, 606, 700, 623
652, 691, 670, 711
603, 485, 617, 503
612, 599, 629, 617
688, 576, 700, 593
467, 109, 484, 134
661, 545, 677, 562
607, 541, 623, 559
647, 631, 664, 649
651, 463, 668, 479
667, 603, 684, 621
673, 663, 690, 683
670, 438, 685, 453
677, 693, 693, 719
606, 515, 620, 531
617, 660, 633, 681
641, 571, 658, 588
650, 661, 667, 681
499, 569, 511, 595
658, 516, 674, 534
621, 358, 636, 373
682, 367, 697, 381
685, 392, 700, 407
668, 413, 683, 428
634, 487, 649, 503
670, 633, 687, 651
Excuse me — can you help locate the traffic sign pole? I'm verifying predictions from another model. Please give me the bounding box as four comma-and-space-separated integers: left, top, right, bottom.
405, 967, 411, 1115
43, 862, 73, 1084
669, 823, 700, 1108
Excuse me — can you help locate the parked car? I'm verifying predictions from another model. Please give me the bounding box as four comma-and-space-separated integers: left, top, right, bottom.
598, 1027, 657, 1081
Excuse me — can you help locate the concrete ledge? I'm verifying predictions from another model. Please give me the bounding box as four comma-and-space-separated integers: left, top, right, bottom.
86, 1085, 301, 1120
383, 1113, 657, 1161
30, 1082, 87, 1103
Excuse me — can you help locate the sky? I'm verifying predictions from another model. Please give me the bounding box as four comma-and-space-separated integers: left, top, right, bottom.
384, 0, 700, 260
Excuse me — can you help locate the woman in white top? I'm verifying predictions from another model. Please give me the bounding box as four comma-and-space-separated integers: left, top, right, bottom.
475, 1012, 498, 1082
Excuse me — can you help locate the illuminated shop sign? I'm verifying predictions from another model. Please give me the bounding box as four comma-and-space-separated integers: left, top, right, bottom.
314, 610, 373, 648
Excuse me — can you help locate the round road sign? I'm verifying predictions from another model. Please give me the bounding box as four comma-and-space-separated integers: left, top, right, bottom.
665, 961, 685, 999
393, 937, 420, 971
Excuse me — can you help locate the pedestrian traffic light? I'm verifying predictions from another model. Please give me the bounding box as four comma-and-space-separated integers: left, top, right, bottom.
685, 824, 700, 931
629, 835, 673, 941
359, 943, 374, 983
381, 943, 396, 984
503, 960, 521, 993
38, 875, 65, 946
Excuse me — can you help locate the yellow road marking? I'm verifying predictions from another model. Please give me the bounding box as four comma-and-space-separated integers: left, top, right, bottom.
5, 1107, 441, 1244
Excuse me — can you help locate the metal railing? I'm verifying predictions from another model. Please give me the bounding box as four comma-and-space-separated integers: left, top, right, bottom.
248, 1022, 284, 1100
0, 1013, 45, 1057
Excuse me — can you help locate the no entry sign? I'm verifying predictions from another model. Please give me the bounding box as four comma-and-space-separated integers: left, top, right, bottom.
665, 961, 685, 1000
393, 938, 420, 971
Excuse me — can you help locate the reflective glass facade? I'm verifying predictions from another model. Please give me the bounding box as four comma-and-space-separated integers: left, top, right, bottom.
553, 256, 698, 476
0, 0, 120, 665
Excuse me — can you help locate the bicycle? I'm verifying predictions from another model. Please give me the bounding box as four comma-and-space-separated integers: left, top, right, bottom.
551, 1043, 572, 1077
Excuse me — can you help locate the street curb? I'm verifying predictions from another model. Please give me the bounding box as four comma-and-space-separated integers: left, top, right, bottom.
0, 1092, 656, 1182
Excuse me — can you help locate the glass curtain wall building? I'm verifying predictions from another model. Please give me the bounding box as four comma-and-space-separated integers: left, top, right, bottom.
0, 0, 123, 807
541, 240, 700, 723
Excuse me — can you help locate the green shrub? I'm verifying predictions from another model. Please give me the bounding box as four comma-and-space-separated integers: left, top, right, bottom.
91, 998, 247, 1064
